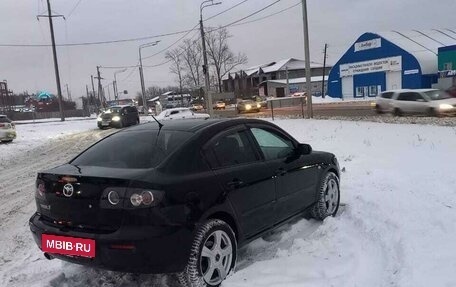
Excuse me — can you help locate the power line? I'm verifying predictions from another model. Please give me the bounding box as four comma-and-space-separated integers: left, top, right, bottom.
205, 0, 249, 21
67, 0, 83, 18
0, 28, 196, 47
142, 23, 200, 61
113, 1, 287, 70
231, 1, 300, 27
218, 0, 282, 29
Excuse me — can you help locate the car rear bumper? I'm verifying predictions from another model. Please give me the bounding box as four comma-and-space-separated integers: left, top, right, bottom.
29, 212, 193, 274
0, 129, 16, 141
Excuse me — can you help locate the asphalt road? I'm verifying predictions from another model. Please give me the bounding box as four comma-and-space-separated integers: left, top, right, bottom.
214, 101, 376, 118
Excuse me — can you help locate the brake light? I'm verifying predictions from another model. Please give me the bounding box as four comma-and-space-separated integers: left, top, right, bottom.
36, 180, 46, 197
100, 188, 163, 209
0, 123, 5, 128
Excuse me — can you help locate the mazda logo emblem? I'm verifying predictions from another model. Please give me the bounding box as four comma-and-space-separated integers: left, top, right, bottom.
63, 183, 74, 197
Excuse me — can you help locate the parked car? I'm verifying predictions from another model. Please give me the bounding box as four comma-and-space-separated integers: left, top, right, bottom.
0, 115, 16, 143
192, 103, 204, 111
374, 89, 456, 116
97, 105, 140, 129
237, 100, 261, 113
156, 107, 209, 121
29, 118, 340, 287
213, 101, 226, 110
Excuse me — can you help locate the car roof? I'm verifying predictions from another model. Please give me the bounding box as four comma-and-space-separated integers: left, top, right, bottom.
382, 89, 438, 94
123, 118, 272, 133
166, 107, 190, 111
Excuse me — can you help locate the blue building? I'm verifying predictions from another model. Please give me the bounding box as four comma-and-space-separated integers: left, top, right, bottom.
328, 30, 456, 99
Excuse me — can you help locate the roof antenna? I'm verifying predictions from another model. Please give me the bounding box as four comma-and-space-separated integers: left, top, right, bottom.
150, 112, 163, 129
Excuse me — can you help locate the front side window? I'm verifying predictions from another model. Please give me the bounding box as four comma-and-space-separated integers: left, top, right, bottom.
424, 90, 452, 101
250, 128, 294, 160
207, 130, 258, 168
71, 130, 192, 169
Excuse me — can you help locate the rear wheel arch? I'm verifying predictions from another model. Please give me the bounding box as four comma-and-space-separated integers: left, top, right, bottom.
206, 211, 240, 242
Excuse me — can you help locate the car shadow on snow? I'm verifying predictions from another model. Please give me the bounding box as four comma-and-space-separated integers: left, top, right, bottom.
47, 205, 346, 287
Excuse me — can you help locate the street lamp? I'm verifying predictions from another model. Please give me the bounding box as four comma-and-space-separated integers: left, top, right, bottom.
200, 0, 221, 116
114, 68, 127, 101
139, 41, 160, 112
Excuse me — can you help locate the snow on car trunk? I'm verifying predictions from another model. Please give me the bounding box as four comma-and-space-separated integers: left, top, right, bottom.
0, 118, 456, 287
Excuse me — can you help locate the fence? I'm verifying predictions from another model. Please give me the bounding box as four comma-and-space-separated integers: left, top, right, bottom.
6, 109, 89, 121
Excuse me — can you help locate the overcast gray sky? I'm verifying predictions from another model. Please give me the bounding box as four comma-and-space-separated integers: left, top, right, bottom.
1, 0, 456, 102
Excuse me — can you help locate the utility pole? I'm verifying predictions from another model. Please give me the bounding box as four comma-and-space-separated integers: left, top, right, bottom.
286, 66, 290, 96
85, 85, 90, 115
96, 66, 104, 107
321, 43, 328, 98
200, 0, 221, 116
91, 75, 97, 110
65, 84, 71, 101
38, 0, 65, 121
139, 42, 159, 110
113, 80, 117, 101
301, 0, 313, 118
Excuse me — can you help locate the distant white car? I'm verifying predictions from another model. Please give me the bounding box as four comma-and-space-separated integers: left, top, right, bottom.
156, 108, 210, 121
0, 115, 17, 142
374, 89, 456, 116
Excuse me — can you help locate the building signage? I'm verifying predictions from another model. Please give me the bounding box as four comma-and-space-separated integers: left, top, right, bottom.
340, 56, 402, 77
404, 69, 419, 75
354, 38, 381, 52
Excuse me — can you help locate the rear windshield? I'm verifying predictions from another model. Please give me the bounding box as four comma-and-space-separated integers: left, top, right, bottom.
71, 130, 192, 169
424, 90, 452, 101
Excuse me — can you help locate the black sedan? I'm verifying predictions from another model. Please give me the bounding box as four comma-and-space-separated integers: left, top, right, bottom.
29, 118, 340, 287
97, 105, 140, 129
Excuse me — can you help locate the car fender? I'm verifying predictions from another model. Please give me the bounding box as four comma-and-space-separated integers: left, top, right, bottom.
197, 201, 244, 242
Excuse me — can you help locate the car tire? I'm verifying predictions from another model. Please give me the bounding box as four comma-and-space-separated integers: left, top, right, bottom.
178, 219, 237, 287
311, 172, 340, 220
136, 118, 140, 125
393, 108, 402, 117
117, 120, 124, 129
375, 105, 383, 114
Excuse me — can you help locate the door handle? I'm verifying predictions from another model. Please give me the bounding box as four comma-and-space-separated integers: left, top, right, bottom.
275, 168, 287, 176
226, 179, 244, 189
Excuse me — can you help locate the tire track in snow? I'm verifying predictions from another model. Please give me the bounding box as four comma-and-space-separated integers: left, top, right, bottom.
0, 129, 115, 287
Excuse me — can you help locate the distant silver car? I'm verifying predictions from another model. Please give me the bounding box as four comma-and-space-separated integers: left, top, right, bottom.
374, 89, 456, 116
0, 115, 17, 142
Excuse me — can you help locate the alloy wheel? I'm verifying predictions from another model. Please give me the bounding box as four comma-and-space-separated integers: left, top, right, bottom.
200, 230, 233, 285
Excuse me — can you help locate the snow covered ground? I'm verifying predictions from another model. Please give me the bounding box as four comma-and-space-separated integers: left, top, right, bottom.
1, 118, 456, 287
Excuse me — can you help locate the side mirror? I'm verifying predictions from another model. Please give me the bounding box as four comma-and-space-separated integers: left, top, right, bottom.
296, 143, 312, 155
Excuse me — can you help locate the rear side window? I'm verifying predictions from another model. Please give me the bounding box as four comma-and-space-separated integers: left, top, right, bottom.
71, 130, 192, 169
381, 92, 394, 99
207, 130, 258, 168
397, 92, 423, 101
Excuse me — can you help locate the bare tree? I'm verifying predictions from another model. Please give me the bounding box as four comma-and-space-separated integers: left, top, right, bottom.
180, 39, 203, 90
165, 48, 185, 106
205, 27, 248, 92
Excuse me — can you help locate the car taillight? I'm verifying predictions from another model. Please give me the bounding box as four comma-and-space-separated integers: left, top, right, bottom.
0, 123, 5, 128
100, 188, 163, 209
36, 180, 46, 198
